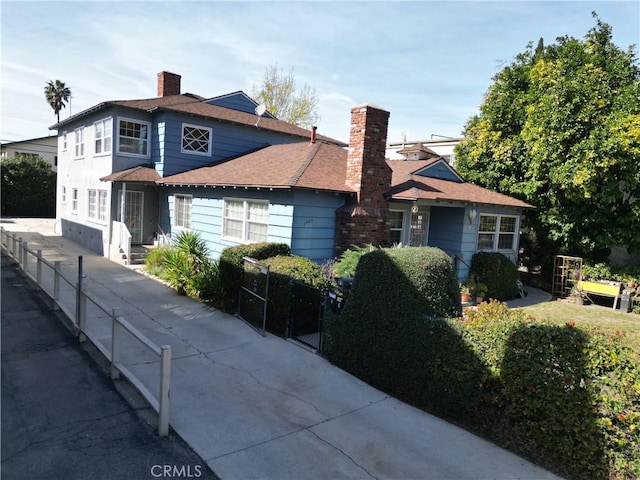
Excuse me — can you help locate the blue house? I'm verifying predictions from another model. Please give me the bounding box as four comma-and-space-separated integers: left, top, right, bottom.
53, 71, 532, 281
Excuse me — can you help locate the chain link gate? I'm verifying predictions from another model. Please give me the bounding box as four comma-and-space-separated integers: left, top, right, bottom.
237, 257, 269, 336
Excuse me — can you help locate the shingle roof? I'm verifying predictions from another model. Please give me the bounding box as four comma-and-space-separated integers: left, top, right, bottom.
52, 93, 346, 146
100, 165, 160, 183
158, 142, 355, 194
158, 145, 533, 208
387, 160, 533, 208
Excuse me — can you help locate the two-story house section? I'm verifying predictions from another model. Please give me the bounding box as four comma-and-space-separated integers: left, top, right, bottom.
52, 71, 345, 259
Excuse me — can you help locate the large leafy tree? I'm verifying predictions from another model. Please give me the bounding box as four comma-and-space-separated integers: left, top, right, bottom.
1, 155, 56, 217
251, 64, 320, 128
456, 14, 640, 262
44, 79, 71, 123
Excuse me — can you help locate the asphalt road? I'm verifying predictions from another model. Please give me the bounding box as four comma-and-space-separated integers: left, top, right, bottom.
1, 253, 219, 480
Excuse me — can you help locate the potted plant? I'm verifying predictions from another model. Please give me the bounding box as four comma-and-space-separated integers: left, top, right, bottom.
468, 278, 488, 304
460, 284, 471, 304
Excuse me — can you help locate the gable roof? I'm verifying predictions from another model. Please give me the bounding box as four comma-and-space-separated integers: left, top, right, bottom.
100, 165, 160, 183
387, 160, 533, 208
51, 93, 346, 146
158, 141, 355, 194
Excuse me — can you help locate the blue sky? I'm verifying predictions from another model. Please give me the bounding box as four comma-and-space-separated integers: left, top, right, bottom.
2, 1, 638, 145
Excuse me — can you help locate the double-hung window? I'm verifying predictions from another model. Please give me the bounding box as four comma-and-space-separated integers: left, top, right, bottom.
118, 118, 150, 157
62, 186, 67, 204
87, 189, 108, 223
72, 188, 78, 213
223, 199, 269, 243
62, 132, 67, 151
94, 119, 112, 155
182, 124, 212, 155
477, 214, 518, 251
74, 128, 84, 158
173, 195, 192, 229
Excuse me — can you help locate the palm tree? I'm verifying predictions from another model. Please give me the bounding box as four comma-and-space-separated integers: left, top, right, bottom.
44, 80, 71, 123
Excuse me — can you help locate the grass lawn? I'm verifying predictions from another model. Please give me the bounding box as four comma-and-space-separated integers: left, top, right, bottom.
520, 299, 640, 352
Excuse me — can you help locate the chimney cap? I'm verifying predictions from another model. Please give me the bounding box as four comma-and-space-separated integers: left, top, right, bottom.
351, 103, 389, 114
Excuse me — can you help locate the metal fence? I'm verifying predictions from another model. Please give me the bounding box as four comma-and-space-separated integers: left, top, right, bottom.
0, 227, 171, 436
237, 256, 269, 336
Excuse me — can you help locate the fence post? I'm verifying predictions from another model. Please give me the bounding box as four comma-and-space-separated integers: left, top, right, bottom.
53, 261, 61, 311
158, 345, 171, 437
12, 233, 17, 259
111, 308, 120, 379
36, 249, 42, 285
78, 291, 87, 343
18, 237, 23, 268
76, 256, 83, 337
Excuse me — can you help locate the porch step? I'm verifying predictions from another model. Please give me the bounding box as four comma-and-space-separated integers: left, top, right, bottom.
123, 245, 153, 265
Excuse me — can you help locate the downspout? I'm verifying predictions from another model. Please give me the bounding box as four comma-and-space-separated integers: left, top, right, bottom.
120, 182, 127, 248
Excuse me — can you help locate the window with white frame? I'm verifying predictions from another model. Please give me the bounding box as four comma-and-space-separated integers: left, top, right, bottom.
72, 188, 78, 213
389, 210, 404, 245
117, 118, 150, 157
74, 128, 84, 158
477, 214, 518, 251
88, 189, 108, 222
94, 118, 112, 155
182, 124, 212, 155
62, 186, 66, 204
173, 195, 192, 229
62, 132, 67, 151
223, 198, 269, 243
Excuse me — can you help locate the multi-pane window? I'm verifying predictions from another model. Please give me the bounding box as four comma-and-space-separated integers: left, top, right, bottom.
72, 188, 78, 213
174, 195, 192, 229
62, 132, 67, 151
62, 186, 66, 204
223, 199, 269, 243
74, 128, 84, 158
182, 124, 212, 155
87, 189, 108, 222
389, 210, 404, 245
477, 214, 518, 251
118, 118, 150, 156
94, 119, 112, 154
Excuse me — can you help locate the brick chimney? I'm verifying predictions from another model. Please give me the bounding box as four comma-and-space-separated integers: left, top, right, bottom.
334, 104, 392, 255
157, 71, 181, 97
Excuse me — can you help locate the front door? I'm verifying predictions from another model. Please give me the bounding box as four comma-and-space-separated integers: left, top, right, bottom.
118, 190, 144, 244
409, 209, 430, 246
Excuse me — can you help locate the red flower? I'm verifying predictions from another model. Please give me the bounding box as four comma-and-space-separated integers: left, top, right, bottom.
566, 321, 576, 328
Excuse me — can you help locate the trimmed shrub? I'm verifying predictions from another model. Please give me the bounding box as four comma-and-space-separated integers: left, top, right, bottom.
332, 244, 376, 278
219, 242, 291, 312
259, 255, 333, 335
470, 252, 519, 300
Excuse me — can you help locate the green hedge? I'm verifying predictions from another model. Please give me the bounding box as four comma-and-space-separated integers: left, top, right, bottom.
326, 299, 640, 479
470, 252, 519, 300
219, 243, 291, 312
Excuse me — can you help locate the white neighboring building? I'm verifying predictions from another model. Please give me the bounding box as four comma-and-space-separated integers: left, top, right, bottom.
386, 137, 462, 165
1, 135, 58, 172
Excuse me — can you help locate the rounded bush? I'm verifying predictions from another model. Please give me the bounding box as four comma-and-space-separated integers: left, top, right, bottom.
470, 252, 519, 300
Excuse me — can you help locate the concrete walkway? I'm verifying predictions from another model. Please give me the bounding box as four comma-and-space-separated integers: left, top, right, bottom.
1, 218, 561, 480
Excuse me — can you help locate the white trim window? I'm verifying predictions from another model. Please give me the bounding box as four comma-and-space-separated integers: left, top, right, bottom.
72, 188, 78, 213
62, 186, 67, 204
477, 214, 518, 251
62, 132, 68, 151
74, 128, 84, 158
182, 124, 212, 155
173, 194, 192, 229
87, 189, 108, 223
223, 198, 269, 243
389, 210, 405, 245
94, 118, 112, 155
117, 118, 150, 157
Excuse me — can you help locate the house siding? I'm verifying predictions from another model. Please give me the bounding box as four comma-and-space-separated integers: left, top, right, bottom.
417, 162, 461, 182
161, 187, 344, 264
205, 93, 263, 115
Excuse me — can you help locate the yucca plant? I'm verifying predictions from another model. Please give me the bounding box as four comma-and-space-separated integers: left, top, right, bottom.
162, 231, 211, 296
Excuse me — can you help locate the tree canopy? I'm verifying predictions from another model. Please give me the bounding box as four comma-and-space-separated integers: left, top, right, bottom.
44, 79, 71, 123
1, 154, 56, 217
455, 14, 640, 262
251, 64, 320, 129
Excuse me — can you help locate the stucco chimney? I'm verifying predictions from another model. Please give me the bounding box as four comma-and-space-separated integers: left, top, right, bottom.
334, 104, 392, 255
157, 71, 181, 97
